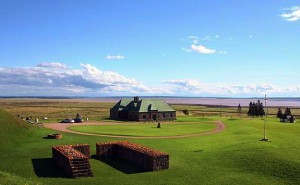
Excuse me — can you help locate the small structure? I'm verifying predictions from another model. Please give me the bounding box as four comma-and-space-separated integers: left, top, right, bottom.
52, 144, 92, 178
47, 133, 62, 139
74, 113, 83, 123
96, 141, 169, 171
110, 96, 176, 121
280, 115, 295, 123
157, 122, 161, 128
279, 107, 295, 123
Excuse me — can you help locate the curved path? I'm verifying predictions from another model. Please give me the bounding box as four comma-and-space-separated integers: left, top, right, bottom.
44, 121, 226, 139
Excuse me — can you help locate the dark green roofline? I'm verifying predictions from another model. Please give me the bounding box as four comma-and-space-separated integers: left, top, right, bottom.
111, 97, 175, 113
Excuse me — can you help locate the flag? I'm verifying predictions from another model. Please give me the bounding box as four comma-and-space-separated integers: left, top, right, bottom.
265, 94, 267, 105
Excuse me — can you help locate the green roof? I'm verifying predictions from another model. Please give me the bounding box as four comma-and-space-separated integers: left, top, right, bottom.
111, 98, 132, 111
111, 98, 175, 112
138, 99, 174, 112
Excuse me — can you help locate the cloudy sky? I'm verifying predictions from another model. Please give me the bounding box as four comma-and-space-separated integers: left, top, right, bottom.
0, 0, 300, 97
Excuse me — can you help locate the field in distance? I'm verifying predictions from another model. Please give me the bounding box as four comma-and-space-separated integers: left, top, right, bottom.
0, 98, 299, 122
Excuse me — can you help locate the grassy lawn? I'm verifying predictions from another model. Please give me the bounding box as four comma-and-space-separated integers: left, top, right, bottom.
1, 101, 300, 185
68, 122, 216, 136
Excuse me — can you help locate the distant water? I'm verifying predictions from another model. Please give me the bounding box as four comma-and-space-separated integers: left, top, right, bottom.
95, 97, 300, 107
1, 96, 299, 107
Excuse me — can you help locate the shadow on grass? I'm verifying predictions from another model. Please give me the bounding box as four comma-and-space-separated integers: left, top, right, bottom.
31, 158, 67, 178
91, 155, 147, 174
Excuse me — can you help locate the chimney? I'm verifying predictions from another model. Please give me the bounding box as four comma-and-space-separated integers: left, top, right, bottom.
133, 96, 139, 102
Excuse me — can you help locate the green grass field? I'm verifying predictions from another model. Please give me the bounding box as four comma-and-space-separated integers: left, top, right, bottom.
68, 121, 215, 137
1, 100, 300, 185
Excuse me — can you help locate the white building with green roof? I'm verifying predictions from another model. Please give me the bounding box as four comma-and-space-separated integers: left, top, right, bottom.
110, 97, 176, 121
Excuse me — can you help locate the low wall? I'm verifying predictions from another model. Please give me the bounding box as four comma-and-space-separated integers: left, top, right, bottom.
72, 144, 90, 158
52, 144, 92, 178
96, 141, 169, 171
52, 146, 73, 176
47, 133, 62, 139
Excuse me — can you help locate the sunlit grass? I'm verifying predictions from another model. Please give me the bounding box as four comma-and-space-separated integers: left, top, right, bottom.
69, 122, 216, 137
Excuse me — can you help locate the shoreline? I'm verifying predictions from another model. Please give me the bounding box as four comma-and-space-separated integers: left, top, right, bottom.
0, 97, 299, 107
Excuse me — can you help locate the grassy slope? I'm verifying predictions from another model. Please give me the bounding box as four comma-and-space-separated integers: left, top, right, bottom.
0, 108, 300, 185
0, 109, 40, 184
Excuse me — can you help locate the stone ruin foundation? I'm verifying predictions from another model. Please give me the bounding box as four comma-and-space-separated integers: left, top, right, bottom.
47, 133, 62, 139
96, 141, 169, 171
52, 144, 93, 178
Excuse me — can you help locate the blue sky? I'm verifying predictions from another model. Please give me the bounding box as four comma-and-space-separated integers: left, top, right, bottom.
0, 0, 300, 97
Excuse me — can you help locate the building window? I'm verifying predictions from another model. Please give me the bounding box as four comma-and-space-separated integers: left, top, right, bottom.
163, 113, 165, 118
143, 115, 146, 119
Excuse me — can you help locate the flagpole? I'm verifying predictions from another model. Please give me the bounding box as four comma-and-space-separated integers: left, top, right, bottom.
260, 94, 270, 142
264, 94, 266, 139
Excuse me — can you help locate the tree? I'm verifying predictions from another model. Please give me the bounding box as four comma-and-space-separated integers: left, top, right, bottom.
277, 108, 283, 118
284, 107, 291, 116
237, 104, 242, 114
257, 102, 265, 117
248, 100, 265, 117
248, 102, 253, 116
182, 109, 189, 115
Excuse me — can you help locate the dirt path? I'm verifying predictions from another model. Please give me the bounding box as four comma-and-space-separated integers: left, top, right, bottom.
43, 121, 226, 139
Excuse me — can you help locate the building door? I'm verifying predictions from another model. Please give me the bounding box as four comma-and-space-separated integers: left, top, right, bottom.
152, 114, 157, 121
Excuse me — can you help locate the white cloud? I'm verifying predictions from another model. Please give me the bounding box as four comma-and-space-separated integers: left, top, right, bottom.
1, 64, 299, 97
163, 79, 218, 94
37, 62, 68, 69
191, 44, 216, 54
185, 35, 226, 55
163, 79, 293, 96
106, 55, 125, 60
220, 83, 280, 95
0, 63, 161, 96
280, 6, 300, 21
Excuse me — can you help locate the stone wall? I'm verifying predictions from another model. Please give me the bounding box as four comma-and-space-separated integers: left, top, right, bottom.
52, 145, 93, 178
72, 144, 90, 158
96, 141, 169, 171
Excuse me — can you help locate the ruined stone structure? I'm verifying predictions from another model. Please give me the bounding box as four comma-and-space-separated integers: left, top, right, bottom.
96, 141, 169, 171
47, 133, 62, 139
52, 144, 93, 178
110, 96, 176, 121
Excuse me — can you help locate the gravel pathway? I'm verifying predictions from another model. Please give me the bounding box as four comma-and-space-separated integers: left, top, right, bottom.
44, 121, 226, 139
